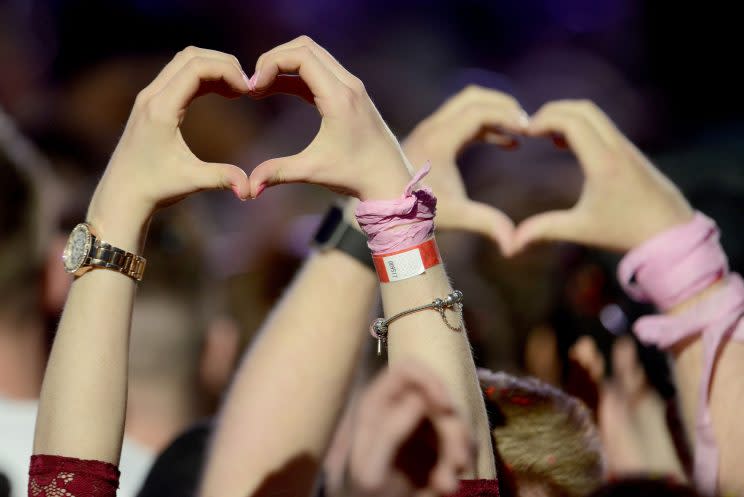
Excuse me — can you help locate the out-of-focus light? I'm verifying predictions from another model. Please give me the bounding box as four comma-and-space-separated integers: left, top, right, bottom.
599, 303, 628, 335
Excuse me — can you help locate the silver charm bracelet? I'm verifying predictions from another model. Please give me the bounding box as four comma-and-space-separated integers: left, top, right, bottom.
370, 290, 464, 356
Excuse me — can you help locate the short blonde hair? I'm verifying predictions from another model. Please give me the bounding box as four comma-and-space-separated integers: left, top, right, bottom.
480, 371, 605, 497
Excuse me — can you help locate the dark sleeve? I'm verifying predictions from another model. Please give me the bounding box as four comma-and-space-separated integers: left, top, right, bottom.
136, 420, 213, 497
448, 479, 500, 497
29, 455, 119, 497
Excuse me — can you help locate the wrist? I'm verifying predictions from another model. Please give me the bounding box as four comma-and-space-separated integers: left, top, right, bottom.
357, 151, 413, 201
634, 203, 695, 250
86, 194, 150, 254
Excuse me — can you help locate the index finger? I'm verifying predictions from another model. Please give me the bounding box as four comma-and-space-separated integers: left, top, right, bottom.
431, 85, 528, 128
528, 103, 611, 171
139, 46, 247, 102
152, 57, 250, 119
255, 35, 358, 87
251, 45, 343, 101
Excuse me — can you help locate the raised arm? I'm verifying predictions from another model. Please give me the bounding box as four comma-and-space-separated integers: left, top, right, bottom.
244, 37, 497, 480
510, 99, 744, 495
31, 47, 252, 493
198, 226, 378, 497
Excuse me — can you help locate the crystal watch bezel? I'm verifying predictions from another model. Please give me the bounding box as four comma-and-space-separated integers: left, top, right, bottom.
63, 223, 93, 274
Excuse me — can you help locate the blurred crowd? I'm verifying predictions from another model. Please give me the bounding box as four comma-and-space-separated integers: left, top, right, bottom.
1, 1, 743, 497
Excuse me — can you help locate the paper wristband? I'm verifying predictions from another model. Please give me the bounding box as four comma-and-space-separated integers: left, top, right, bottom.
372, 238, 441, 283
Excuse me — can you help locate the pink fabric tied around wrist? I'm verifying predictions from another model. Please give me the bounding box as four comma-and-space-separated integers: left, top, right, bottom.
619, 213, 726, 311
355, 163, 437, 254
618, 212, 744, 496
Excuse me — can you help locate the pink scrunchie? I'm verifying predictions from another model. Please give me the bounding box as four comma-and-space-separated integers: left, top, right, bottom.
355, 163, 437, 254
618, 212, 744, 495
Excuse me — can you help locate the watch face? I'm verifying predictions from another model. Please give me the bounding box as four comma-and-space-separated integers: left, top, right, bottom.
63, 223, 92, 273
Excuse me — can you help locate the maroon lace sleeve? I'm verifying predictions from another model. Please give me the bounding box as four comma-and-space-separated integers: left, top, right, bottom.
449, 478, 500, 497
29, 455, 120, 497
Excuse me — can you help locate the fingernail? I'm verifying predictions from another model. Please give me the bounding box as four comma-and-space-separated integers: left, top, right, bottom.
254, 182, 266, 199
248, 70, 260, 91
242, 71, 252, 90
231, 184, 246, 201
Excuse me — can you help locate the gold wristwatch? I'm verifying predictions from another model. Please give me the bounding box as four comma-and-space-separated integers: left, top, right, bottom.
62, 223, 146, 281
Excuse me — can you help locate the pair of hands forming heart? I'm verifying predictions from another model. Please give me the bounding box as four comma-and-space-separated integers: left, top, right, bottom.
403, 86, 695, 257
86, 36, 693, 260
87, 37, 414, 253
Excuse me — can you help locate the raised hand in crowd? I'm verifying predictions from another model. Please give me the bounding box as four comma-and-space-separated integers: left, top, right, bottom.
570, 336, 685, 480
337, 363, 473, 497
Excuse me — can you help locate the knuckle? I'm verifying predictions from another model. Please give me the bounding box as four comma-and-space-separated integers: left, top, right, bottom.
335, 85, 358, 108
500, 93, 520, 108
348, 76, 366, 94
228, 54, 241, 68
184, 56, 208, 74
133, 89, 149, 108
462, 102, 484, 120
255, 53, 266, 69
576, 99, 599, 114
296, 45, 314, 58
178, 45, 199, 59
296, 34, 314, 46
464, 84, 484, 96
143, 98, 170, 124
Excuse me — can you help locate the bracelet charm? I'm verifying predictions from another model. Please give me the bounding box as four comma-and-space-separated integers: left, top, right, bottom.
370, 290, 464, 356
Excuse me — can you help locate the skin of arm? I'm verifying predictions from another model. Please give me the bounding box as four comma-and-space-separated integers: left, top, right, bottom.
381, 264, 495, 479
669, 283, 744, 496
199, 249, 378, 497
387, 85, 542, 478
510, 99, 743, 494
33, 46, 254, 462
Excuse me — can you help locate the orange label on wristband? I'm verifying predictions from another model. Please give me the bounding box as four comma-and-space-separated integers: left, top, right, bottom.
372, 239, 441, 283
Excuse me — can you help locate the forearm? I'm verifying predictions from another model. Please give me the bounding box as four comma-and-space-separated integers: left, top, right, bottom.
33, 218, 145, 463
382, 260, 495, 479
200, 250, 377, 497
669, 279, 744, 495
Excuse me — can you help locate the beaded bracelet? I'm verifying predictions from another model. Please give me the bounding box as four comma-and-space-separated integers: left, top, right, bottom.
370, 290, 464, 356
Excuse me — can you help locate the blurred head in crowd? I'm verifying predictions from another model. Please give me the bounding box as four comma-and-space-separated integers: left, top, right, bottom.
481, 370, 604, 497
0, 110, 61, 400
125, 207, 240, 452
0, 150, 42, 321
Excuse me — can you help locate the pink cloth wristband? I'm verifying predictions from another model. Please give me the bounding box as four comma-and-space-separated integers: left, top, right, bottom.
355, 163, 437, 254
618, 212, 744, 495
618, 213, 726, 311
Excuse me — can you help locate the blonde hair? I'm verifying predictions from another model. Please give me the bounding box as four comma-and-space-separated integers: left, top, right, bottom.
480, 371, 605, 497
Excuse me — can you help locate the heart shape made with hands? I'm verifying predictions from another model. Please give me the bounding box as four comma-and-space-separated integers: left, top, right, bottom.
401, 87, 694, 257
239, 41, 692, 257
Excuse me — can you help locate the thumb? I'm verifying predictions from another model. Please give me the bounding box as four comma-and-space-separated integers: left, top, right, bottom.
511, 209, 578, 255
192, 161, 251, 200
248, 153, 310, 198
456, 201, 515, 256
